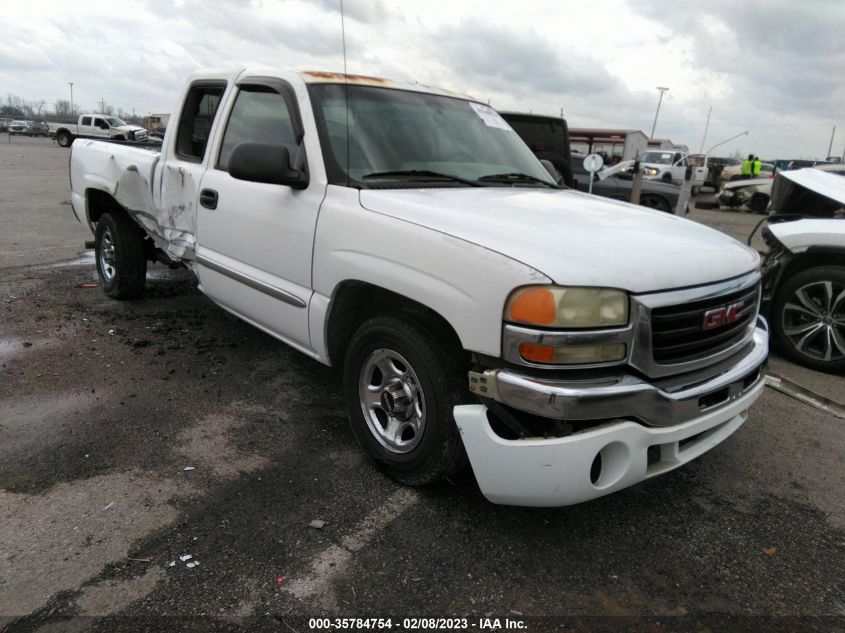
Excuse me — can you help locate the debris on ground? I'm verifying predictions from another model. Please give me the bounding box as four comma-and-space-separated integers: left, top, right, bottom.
183, 466, 195, 471
309, 519, 326, 529
168, 561, 176, 567
128, 557, 152, 563
763, 546, 778, 557
22, 341, 33, 347
179, 554, 192, 562
102, 502, 114, 511
186, 561, 200, 568
79, 282, 98, 288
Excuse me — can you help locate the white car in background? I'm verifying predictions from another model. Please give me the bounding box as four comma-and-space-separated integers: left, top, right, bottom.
619, 150, 706, 189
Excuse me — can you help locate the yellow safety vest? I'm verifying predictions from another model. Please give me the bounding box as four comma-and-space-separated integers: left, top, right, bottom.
753, 160, 762, 176
741, 160, 752, 175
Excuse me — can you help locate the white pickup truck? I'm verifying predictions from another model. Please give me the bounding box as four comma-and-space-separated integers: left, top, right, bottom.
69, 68, 768, 506
51, 114, 149, 147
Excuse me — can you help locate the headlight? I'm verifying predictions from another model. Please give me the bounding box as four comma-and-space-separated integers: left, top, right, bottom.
505, 286, 629, 328
644, 167, 660, 176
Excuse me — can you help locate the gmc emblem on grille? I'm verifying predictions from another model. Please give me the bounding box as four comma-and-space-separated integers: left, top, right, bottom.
702, 301, 744, 330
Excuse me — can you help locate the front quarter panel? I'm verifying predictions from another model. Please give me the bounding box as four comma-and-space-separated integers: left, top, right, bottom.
312, 186, 552, 357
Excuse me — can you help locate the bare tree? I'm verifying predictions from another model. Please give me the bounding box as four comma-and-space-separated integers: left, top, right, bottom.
54, 99, 73, 118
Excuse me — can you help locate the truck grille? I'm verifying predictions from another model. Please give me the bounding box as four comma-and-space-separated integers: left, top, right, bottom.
651, 283, 759, 364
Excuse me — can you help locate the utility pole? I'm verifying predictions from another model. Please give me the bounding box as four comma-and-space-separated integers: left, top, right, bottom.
650, 86, 669, 139
99, 98, 106, 114
698, 106, 712, 154
828, 125, 836, 159
68, 82, 74, 116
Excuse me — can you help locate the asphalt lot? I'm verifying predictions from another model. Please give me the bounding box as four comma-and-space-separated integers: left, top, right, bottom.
1, 136, 844, 632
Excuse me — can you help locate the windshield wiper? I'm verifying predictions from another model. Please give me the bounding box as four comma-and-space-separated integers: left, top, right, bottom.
477, 172, 559, 187
361, 170, 482, 187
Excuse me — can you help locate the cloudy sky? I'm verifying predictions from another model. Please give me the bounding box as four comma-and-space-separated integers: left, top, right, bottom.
2, 0, 843, 159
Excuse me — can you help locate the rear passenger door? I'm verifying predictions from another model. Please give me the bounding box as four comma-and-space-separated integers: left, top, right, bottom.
195, 77, 323, 352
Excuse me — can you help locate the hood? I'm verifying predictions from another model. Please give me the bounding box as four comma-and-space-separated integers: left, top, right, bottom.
114, 125, 145, 133
359, 187, 758, 293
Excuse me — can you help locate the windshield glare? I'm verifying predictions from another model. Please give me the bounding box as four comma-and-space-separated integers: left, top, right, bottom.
106, 117, 127, 127
642, 151, 674, 165
308, 84, 555, 187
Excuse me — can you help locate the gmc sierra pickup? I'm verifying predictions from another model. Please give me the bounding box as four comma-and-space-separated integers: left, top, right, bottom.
69, 68, 768, 506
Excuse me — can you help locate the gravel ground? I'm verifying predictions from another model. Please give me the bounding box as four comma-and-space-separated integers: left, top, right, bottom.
1, 138, 844, 632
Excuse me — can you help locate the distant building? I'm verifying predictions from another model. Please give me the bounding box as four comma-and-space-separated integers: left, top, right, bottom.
569, 129, 649, 161
647, 138, 689, 153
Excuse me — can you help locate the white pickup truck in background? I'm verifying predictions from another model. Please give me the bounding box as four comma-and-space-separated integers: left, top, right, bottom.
51, 114, 149, 147
68, 67, 768, 506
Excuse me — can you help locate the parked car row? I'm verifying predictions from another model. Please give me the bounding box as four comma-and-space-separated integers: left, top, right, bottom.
5, 119, 50, 136
498, 113, 683, 212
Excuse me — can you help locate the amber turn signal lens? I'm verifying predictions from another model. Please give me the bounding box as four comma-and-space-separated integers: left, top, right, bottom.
519, 343, 556, 363
508, 288, 556, 325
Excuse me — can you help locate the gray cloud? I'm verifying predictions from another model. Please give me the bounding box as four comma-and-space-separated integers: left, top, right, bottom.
433, 19, 625, 98
630, 0, 845, 121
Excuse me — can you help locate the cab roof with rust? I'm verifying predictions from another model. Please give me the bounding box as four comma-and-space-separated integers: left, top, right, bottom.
299, 70, 475, 101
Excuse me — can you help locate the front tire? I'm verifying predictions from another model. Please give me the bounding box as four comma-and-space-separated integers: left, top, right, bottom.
342, 315, 468, 485
771, 266, 845, 373
749, 192, 769, 213
95, 213, 147, 299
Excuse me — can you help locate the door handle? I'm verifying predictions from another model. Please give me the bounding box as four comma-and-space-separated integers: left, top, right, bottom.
199, 188, 218, 210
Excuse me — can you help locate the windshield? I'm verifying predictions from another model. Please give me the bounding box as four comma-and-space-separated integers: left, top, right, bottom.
307, 84, 555, 187
642, 151, 674, 165
106, 117, 127, 127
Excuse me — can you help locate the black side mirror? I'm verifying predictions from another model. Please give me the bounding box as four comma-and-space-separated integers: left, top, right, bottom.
228, 142, 309, 190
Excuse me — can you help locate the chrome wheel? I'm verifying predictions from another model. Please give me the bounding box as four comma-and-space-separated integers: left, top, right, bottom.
781, 280, 845, 362
99, 229, 116, 282
359, 348, 426, 454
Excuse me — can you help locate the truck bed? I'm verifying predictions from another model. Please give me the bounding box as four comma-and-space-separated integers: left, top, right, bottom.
71, 139, 198, 261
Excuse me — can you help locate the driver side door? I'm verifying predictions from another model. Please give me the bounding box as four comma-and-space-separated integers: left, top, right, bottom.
195, 77, 323, 352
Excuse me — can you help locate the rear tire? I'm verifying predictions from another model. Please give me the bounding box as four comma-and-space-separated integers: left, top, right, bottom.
56, 130, 72, 147
639, 194, 671, 213
342, 315, 468, 485
95, 212, 147, 299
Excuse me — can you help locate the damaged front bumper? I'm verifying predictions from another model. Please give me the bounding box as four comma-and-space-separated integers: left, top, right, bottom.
454, 319, 768, 507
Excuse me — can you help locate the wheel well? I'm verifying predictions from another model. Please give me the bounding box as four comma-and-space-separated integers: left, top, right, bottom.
326, 281, 466, 367
86, 189, 154, 258
86, 189, 128, 226
781, 249, 845, 281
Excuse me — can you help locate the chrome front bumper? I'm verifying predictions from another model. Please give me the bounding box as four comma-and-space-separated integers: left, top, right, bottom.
469, 318, 769, 427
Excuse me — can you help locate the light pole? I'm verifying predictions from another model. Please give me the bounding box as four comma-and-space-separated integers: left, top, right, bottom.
68, 82, 74, 116
650, 86, 669, 138
706, 130, 749, 156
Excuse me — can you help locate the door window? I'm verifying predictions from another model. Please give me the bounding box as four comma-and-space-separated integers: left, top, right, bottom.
217, 87, 296, 171
81, 116, 91, 126
176, 83, 226, 161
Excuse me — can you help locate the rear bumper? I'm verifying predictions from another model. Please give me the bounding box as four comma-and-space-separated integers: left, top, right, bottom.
455, 319, 768, 507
